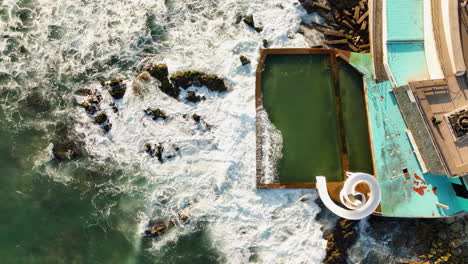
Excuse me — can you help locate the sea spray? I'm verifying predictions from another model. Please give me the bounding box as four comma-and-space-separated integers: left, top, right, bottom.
257, 108, 283, 184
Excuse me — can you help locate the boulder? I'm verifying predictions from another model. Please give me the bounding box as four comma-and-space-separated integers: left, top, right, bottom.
192, 113, 201, 123
240, 55, 251, 66
108, 78, 126, 99
94, 112, 107, 124
143, 64, 169, 80
242, 15, 263, 32
80, 101, 98, 115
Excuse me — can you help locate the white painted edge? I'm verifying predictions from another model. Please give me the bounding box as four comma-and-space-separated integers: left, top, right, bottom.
406, 129, 428, 173
424, 0, 444, 79
382, 0, 397, 87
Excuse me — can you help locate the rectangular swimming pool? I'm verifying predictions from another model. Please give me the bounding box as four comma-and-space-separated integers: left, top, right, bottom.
258, 51, 374, 185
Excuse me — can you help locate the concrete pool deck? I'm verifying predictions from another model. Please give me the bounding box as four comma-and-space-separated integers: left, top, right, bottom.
348, 52, 467, 217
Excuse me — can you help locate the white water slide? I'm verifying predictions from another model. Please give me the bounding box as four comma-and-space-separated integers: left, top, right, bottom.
316, 172, 381, 220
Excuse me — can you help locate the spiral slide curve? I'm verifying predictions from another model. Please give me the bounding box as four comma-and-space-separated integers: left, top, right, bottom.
316, 172, 381, 220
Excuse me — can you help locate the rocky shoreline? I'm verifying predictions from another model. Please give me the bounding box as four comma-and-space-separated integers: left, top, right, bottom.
298, 0, 370, 53
315, 197, 468, 264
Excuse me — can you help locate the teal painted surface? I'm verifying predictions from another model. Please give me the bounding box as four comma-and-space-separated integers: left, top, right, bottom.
386, 0, 424, 41
387, 43, 429, 86
348, 52, 467, 217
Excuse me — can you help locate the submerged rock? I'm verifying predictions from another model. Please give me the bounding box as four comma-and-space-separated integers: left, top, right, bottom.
240, 55, 251, 66
51, 123, 83, 161
144, 108, 168, 120
186, 91, 205, 103
170, 71, 227, 92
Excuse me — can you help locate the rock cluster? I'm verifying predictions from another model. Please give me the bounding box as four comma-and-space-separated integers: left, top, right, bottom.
79, 88, 112, 133
186, 91, 205, 103
323, 218, 358, 264
169, 70, 227, 92
144, 214, 190, 239
137, 64, 227, 101
183, 113, 212, 131
144, 108, 168, 121
368, 214, 468, 264
106, 78, 126, 99
144, 142, 179, 162
299, 0, 370, 53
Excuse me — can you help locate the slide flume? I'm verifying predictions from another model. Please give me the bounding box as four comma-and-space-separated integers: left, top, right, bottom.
316, 172, 381, 220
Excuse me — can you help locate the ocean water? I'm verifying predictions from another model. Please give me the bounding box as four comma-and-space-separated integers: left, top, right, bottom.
0, 0, 329, 263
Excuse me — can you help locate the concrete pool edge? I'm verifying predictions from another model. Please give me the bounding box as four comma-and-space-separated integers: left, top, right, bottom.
255, 49, 376, 203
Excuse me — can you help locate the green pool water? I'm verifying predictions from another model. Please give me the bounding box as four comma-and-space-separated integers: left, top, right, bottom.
261, 54, 373, 183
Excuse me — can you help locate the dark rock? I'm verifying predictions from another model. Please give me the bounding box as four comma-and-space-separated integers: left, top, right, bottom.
144, 224, 167, 238
80, 101, 98, 115
110, 102, 118, 113
243, 15, 263, 33
170, 71, 227, 92
199, 74, 227, 92
144, 108, 168, 120
262, 39, 269, 48
186, 91, 205, 103
103, 123, 112, 132
143, 64, 169, 80
322, 218, 358, 264
108, 78, 126, 99
94, 112, 108, 124
169, 70, 205, 89
155, 143, 164, 162
240, 55, 251, 66
141, 64, 180, 98
192, 113, 201, 123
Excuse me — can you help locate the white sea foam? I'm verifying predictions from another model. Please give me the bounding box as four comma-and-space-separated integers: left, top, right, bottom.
3, 0, 328, 262
258, 108, 283, 184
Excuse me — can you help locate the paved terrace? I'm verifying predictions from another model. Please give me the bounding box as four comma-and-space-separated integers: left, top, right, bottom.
409, 79, 468, 177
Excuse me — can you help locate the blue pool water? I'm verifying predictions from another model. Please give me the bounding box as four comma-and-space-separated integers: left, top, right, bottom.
386, 0, 424, 41
387, 42, 429, 86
